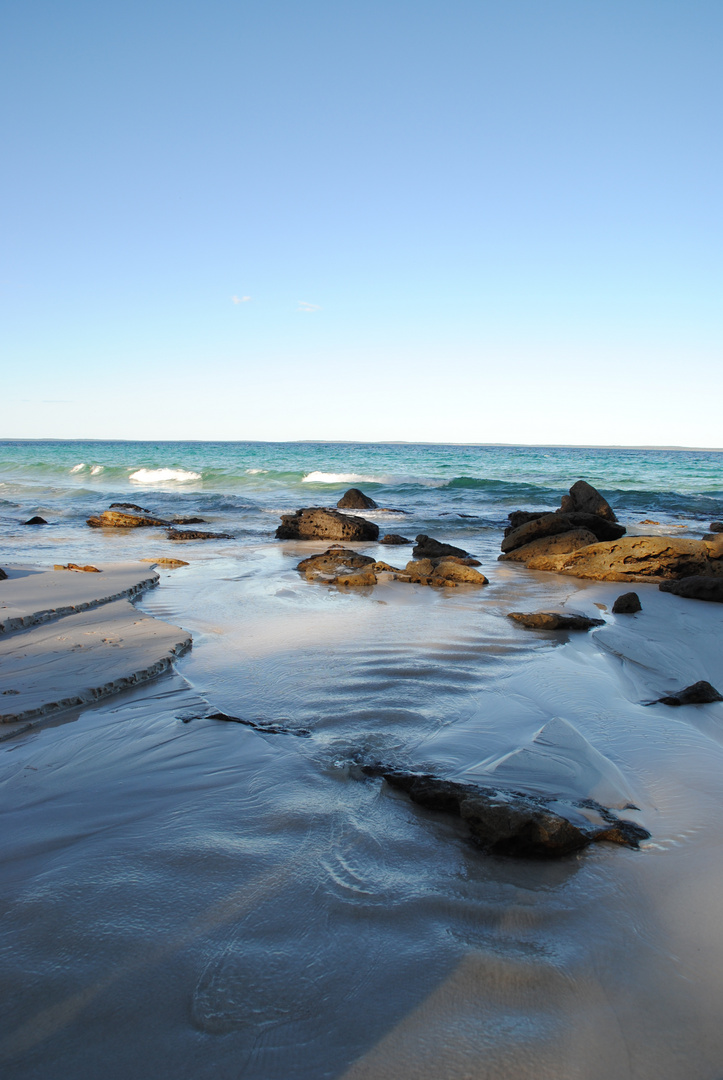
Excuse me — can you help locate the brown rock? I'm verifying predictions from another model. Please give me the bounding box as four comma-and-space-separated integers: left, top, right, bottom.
612, 592, 642, 613
331, 566, 378, 587
501, 513, 625, 554
87, 510, 170, 528
413, 534, 469, 559
276, 508, 379, 542
557, 480, 617, 522
380, 534, 412, 545
526, 536, 723, 582
508, 612, 604, 631
53, 564, 102, 573
297, 548, 375, 578
166, 529, 233, 541
653, 681, 723, 707
499, 528, 598, 563
336, 488, 378, 510
703, 534, 723, 559
431, 560, 488, 586
361, 766, 649, 857
140, 557, 190, 568
659, 576, 723, 603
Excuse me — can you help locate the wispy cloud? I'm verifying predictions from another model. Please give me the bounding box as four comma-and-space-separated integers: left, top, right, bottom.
232, 295, 251, 305
297, 301, 320, 313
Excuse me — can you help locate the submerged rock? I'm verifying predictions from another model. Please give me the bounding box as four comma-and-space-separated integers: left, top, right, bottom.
361, 765, 649, 858
413, 534, 469, 559
659, 576, 723, 603
87, 510, 170, 528
527, 536, 723, 581
140, 557, 190, 568
558, 480, 618, 522
276, 507, 379, 542
171, 515, 207, 525
652, 681, 723, 707
110, 502, 151, 514
188, 711, 311, 737
380, 534, 412, 545
166, 529, 233, 541
337, 488, 378, 510
24, 516, 48, 525
508, 612, 604, 631
612, 591, 642, 613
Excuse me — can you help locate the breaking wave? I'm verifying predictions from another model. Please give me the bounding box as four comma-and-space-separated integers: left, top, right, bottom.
129, 468, 202, 484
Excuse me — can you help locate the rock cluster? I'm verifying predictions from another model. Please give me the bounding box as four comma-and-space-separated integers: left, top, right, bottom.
297, 547, 487, 589
276, 507, 379, 542
362, 765, 649, 858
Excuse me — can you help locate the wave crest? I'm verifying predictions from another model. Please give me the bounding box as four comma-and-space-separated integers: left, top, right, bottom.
129, 468, 202, 484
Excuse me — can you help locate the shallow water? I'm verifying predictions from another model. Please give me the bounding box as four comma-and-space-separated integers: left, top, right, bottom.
1, 442, 723, 1078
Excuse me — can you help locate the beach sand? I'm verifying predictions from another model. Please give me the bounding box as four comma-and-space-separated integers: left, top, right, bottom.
1, 548, 723, 1079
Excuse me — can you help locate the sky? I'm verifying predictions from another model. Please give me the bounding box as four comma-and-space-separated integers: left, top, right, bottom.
2, 0, 721, 446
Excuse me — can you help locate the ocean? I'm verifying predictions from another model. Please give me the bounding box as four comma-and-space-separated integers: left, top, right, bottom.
1, 440, 723, 1079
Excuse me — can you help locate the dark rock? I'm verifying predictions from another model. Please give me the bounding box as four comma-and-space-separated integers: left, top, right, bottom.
362, 765, 649, 858
612, 592, 642, 614
0, 568, 7, 581
110, 502, 150, 514
171, 515, 207, 525
506, 511, 549, 532
557, 480, 617, 522
24, 516, 48, 525
166, 529, 233, 541
87, 510, 170, 528
413, 534, 469, 559
501, 513, 625, 554
710, 522, 723, 533
527, 536, 723, 582
659, 577, 723, 603
380, 534, 412, 545
201, 712, 311, 737
337, 488, 378, 510
499, 528, 598, 563
653, 681, 723, 707
276, 508, 379, 542
508, 612, 604, 631
297, 548, 375, 578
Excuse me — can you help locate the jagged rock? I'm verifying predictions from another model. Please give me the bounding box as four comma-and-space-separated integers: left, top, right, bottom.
297, 547, 375, 578
659, 576, 723, 603
501, 513, 625, 554
53, 564, 101, 573
361, 765, 649, 858
527, 536, 723, 582
24, 516, 48, 525
499, 528, 598, 563
0, 568, 7, 581
380, 534, 412, 545
276, 508, 379, 542
508, 612, 604, 631
166, 529, 233, 541
413, 534, 469, 559
87, 510, 170, 528
140, 557, 190, 568
171, 515, 207, 525
653, 681, 723, 707
110, 502, 150, 514
612, 591, 641, 613
337, 488, 378, 510
557, 480, 617, 522
710, 522, 723, 533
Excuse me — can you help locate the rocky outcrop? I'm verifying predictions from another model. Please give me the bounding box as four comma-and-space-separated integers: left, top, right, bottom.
558, 480, 617, 522
361, 765, 649, 857
652, 681, 723, 707
508, 612, 604, 631
297, 547, 375, 579
501, 512, 625, 555
527, 536, 723, 582
87, 510, 170, 528
499, 528, 598, 563
612, 592, 641, 613
24, 516, 48, 525
659, 576, 723, 603
413, 534, 469, 559
380, 534, 412, 545
166, 529, 233, 541
337, 488, 378, 510
276, 508, 379, 542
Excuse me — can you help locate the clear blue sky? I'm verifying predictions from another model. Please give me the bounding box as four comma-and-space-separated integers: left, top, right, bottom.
2, 1, 721, 445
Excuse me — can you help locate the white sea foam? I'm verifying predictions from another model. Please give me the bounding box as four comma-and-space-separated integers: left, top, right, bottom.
302, 470, 444, 487
246, 468, 267, 475
129, 468, 202, 484
90, 465, 104, 475
70, 463, 85, 473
